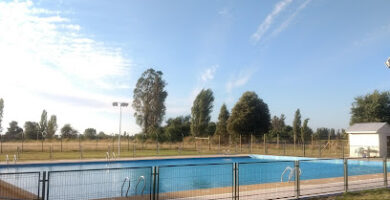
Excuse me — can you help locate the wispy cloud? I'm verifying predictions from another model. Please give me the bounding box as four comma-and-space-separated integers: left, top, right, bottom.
272, 0, 311, 37
0, 0, 136, 134
218, 7, 232, 18
251, 0, 292, 43
226, 70, 254, 93
201, 65, 218, 82
353, 23, 390, 47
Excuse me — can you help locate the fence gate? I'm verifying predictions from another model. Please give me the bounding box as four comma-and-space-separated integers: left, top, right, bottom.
0, 171, 41, 200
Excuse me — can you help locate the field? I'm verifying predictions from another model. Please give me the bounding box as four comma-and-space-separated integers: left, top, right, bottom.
0, 138, 349, 162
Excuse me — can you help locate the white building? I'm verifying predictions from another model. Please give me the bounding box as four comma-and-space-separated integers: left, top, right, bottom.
346, 122, 390, 157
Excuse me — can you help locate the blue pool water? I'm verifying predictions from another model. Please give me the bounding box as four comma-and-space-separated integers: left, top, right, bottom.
0, 155, 387, 199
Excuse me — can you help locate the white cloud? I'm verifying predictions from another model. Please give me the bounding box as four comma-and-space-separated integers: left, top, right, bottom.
0, 0, 138, 134
226, 70, 253, 93
218, 7, 232, 17
201, 65, 218, 82
251, 0, 292, 43
272, 0, 311, 37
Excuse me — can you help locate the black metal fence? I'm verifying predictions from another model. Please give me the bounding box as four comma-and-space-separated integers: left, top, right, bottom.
0, 171, 40, 199
0, 157, 389, 200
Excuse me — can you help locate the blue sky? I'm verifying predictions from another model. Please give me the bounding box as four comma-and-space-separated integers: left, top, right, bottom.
0, 0, 389, 135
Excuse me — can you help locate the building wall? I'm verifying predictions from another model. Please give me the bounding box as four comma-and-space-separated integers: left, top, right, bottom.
379, 131, 390, 157
349, 133, 379, 157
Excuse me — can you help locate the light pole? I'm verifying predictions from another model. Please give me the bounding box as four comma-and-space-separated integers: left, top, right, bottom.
112, 102, 129, 158
41, 130, 47, 152
385, 57, 390, 68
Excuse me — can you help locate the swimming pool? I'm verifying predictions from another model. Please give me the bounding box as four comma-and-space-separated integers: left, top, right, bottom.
0, 155, 387, 200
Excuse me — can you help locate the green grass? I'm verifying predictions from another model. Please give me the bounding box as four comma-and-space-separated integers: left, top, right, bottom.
0, 149, 222, 162
311, 188, 390, 200
0, 139, 348, 162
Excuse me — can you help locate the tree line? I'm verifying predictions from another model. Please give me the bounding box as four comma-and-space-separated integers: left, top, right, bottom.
129, 68, 374, 144
0, 68, 389, 143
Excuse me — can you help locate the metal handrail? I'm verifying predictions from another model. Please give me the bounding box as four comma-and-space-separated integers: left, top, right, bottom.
106, 152, 110, 161
112, 152, 116, 159
281, 166, 301, 182
135, 176, 146, 196
121, 177, 130, 197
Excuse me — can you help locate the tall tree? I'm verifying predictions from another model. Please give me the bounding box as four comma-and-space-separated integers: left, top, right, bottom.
47, 115, 57, 139
39, 110, 48, 139
191, 89, 214, 137
164, 115, 191, 142
293, 109, 301, 146
350, 90, 390, 124
206, 122, 216, 136
61, 124, 78, 139
227, 91, 271, 137
132, 68, 168, 136
215, 104, 230, 141
4, 121, 23, 140
84, 128, 97, 139
269, 114, 286, 138
300, 118, 310, 144
24, 121, 40, 140
0, 98, 3, 136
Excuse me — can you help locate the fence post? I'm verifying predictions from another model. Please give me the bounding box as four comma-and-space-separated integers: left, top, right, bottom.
41, 171, 47, 200
16, 146, 20, 159
219, 135, 221, 152
49, 145, 52, 160
195, 138, 197, 151
208, 136, 211, 151
344, 158, 348, 192
133, 143, 136, 158
250, 134, 253, 153
240, 135, 242, 153
157, 142, 160, 155
384, 157, 388, 188
233, 163, 239, 200
303, 143, 306, 157
295, 160, 300, 199
152, 166, 159, 200
283, 141, 286, 155
80, 145, 83, 159
263, 134, 267, 155
319, 142, 321, 158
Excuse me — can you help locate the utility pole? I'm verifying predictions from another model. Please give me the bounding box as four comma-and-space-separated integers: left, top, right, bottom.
112, 102, 129, 158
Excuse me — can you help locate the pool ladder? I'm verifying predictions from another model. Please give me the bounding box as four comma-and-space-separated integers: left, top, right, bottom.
121, 176, 146, 197
281, 166, 301, 182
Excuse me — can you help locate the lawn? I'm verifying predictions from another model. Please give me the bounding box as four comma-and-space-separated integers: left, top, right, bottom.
0, 139, 348, 162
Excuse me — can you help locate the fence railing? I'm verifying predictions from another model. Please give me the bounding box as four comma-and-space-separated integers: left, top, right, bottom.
0, 139, 349, 161
0, 157, 389, 200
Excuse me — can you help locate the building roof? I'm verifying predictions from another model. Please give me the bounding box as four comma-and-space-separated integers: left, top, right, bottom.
346, 122, 390, 134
